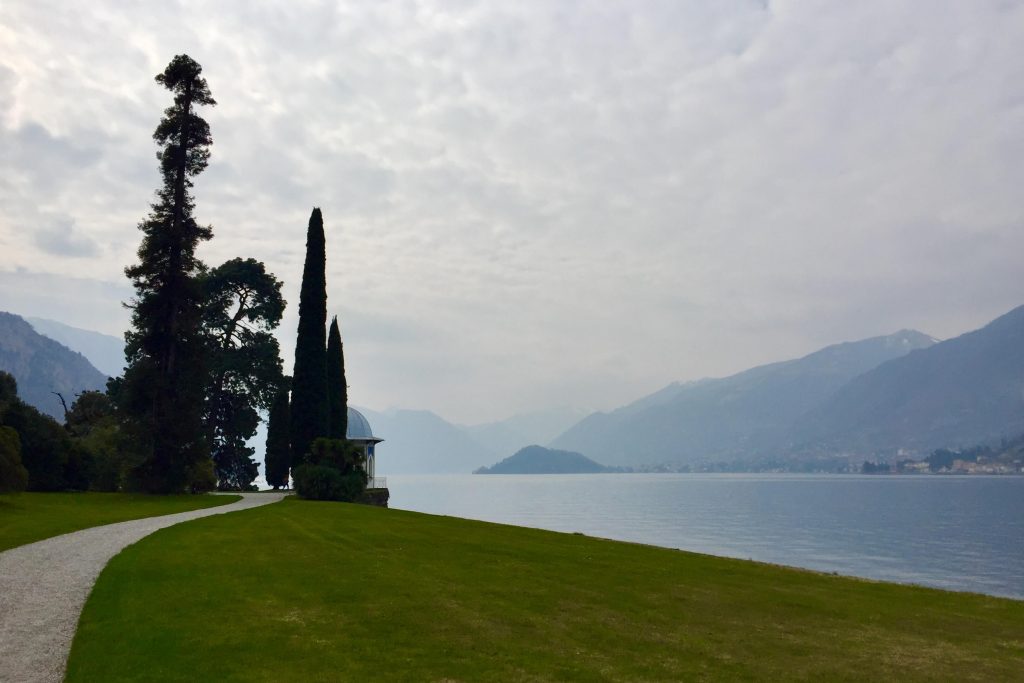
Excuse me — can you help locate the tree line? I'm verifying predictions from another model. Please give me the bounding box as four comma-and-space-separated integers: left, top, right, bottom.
0, 55, 364, 499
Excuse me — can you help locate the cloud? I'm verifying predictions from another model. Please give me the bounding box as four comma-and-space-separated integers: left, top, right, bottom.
0, 269, 131, 336
0, 0, 1023, 422
32, 215, 101, 257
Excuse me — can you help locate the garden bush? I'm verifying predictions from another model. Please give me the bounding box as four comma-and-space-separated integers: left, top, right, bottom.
293, 463, 366, 502
0, 426, 28, 493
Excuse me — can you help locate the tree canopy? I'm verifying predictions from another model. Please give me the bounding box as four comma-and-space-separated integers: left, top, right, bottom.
202, 258, 286, 490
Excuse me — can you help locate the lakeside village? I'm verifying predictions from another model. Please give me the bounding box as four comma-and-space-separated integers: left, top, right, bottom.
628, 444, 1024, 476
859, 448, 1024, 475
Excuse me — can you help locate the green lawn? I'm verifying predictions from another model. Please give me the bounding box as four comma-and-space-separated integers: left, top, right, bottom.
68, 499, 1023, 682
0, 492, 240, 552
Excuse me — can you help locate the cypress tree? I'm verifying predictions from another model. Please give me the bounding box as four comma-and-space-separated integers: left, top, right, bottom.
326, 316, 348, 440
289, 208, 329, 465
120, 54, 216, 493
264, 384, 291, 490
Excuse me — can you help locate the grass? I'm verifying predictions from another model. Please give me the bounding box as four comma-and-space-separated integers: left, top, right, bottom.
67, 499, 1023, 682
0, 492, 240, 552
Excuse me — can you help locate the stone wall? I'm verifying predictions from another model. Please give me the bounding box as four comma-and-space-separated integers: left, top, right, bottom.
359, 487, 390, 508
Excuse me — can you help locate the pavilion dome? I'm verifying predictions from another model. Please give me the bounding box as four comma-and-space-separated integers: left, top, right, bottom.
346, 407, 380, 442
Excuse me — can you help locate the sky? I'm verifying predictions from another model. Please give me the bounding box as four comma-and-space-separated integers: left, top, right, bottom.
1, 0, 1023, 424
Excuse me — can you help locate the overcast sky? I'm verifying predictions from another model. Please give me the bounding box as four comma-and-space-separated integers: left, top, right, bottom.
1, 0, 1022, 424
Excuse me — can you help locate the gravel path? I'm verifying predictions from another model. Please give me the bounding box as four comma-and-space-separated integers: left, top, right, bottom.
0, 492, 286, 683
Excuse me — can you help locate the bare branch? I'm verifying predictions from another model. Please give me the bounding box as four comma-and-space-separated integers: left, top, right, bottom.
52, 392, 70, 420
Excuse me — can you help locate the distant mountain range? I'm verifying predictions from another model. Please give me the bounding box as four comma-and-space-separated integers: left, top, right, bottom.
475, 445, 613, 474
552, 306, 1024, 467
462, 407, 590, 461
551, 329, 937, 466
25, 316, 125, 377
354, 406, 591, 474
0, 312, 109, 419
10, 304, 1024, 472
789, 305, 1024, 456
356, 407, 494, 474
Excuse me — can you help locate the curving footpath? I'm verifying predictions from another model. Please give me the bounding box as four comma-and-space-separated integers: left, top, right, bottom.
0, 492, 286, 683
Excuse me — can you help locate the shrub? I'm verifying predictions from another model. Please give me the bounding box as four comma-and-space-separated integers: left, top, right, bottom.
336, 469, 367, 501
0, 426, 28, 493
293, 464, 344, 500
89, 450, 123, 492
2, 400, 73, 491
82, 422, 133, 492
293, 464, 366, 502
187, 458, 218, 494
63, 442, 95, 491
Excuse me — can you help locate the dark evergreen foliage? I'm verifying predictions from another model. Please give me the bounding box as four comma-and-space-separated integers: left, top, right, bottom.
202, 258, 285, 491
0, 426, 28, 493
0, 371, 93, 492
290, 464, 347, 500
2, 400, 75, 491
204, 390, 259, 490
119, 54, 217, 493
264, 383, 291, 490
292, 437, 366, 501
308, 437, 365, 473
289, 208, 329, 466
62, 442, 95, 490
81, 379, 138, 491
326, 316, 348, 439
0, 372, 16, 408
65, 391, 115, 438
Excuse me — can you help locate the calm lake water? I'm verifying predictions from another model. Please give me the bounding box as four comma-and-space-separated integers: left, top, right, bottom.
388, 473, 1024, 599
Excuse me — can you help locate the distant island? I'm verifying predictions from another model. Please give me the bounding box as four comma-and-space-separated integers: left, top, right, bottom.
474, 445, 624, 474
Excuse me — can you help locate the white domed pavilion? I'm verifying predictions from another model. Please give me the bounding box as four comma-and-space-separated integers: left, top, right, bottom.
346, 407, 383, 485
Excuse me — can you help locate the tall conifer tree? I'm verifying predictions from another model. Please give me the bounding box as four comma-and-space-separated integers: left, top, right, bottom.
120, 55, 216, 493
264, 383, 291, 489
289, 208, 329, 464
326, 316, 348, 440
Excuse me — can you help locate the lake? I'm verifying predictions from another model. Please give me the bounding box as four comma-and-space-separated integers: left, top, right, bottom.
388, 473, 1024, 599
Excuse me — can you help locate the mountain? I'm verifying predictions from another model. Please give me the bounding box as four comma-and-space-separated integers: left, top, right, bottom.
463, 407, 590, 458
355, 407, 592, 475
25, 316, 125, 377
0, 312, 109, 419
475, 445, 613, 474
551, 330, 937, 467
356, 407, 495, 474
790, 305, 1024, 456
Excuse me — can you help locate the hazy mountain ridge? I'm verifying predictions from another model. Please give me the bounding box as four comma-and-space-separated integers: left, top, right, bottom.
25, 316, 125, 377
354, 406, 595, 474
20, 306, 1024, 472
356, 407, 496, 474
0, 311, 109, 419
790, 305, 1024, 455
462, 407, 590, 460
551, 329, 939, 466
